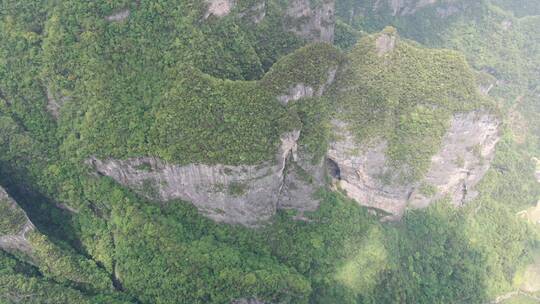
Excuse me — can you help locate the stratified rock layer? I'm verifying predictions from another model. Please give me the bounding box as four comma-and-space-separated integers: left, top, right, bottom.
328, 111, 500, 219
0, 187, 35, 255
285, 0, 335, 42
89, 131, 303, 226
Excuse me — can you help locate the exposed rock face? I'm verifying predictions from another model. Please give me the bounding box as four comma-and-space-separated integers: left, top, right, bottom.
479, 83, 494, 96
409, 112, 500, 208
105, 9, 130, 22
375, 33, 396, 56
277, 67, 337, 105
89, 131, 305, 226
278, 84, 314, 105
278, 153, 326, 217
231, 299, 266, 304
204, 0, 235, 19
238, 2, 266, 24
501, 20, 513, 31
285, 0, 335, 42
389, 0, 437, 16
435, 5, 460, 18
327, 122, 409, 217
328, 111, 500, 219
0, 187, 35, 255
46, 87, 70, 119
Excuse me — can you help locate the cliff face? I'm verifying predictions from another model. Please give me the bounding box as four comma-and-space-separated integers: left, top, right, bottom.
285, 0, 335, 42
388, 0, 438, 16
328, 112, 500, 219
87, 31, 501, 225
89, 110, 500, 224
203, 0, 336, 42
89, 131, 303, 226
0, 186, 35, 255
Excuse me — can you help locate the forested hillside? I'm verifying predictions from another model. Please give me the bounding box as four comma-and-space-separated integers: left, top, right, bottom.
0, 0, 538, 303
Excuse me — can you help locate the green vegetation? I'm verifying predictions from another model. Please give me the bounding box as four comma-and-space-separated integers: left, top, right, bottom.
0, 198, 27, 235
334, 30, 492, 182
0, 0, 538, 303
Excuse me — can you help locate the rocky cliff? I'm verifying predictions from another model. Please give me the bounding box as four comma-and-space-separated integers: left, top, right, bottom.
87, 29, 501, 225
0, 186, 35, 255
328, 112, 500, 219
89, 131, 303, 226
284, 0, 335, 42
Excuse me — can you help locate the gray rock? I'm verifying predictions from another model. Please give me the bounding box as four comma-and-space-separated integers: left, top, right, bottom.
278, 152, 326, 216
89, 131, 303, 226
327, 121, 410, 217
409, 112, 500, 208
389, 0, 437, 16
105, 9, 130, 22
231, 298, 266, 304
0, 186, 35, 255
204, 0, 235, 19
285, 0, 335, 42
46, 86, 70, 119
277, 67, 337, 105
435, 5, 460, 18
238, 2, 266, 24
375, 33, 396, 56
328, 111, 500, 219
278, 84, 314, 105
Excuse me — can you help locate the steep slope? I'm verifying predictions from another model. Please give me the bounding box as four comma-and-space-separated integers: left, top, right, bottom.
328, 29, 498, 218
0, 186, 35, 255
0, 0, 538, 303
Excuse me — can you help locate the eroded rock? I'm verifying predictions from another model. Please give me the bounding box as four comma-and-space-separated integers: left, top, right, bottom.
436, 5, 460, 18
278, 153, 326, 217
232, 299, 267, 304
46, 87, 70, 119
277, 67, 337, 105
285, 0, 335, 42
327, 122, 410, 218
238, 2, 266, 24
389, 0, 437, 16
105, 9, 130, 22
204, 0, 235, 19
409, 112, 500, 208
0, 186, 35, 255
328, 111, 500, 219
278, 84, 314, 105
89, 131, 302, 226
375, 33, 396, 56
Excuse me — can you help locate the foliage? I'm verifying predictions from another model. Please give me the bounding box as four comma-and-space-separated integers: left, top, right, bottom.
0, 197, 28, 235
334, 30, 492, 182
0, 0, 538, 303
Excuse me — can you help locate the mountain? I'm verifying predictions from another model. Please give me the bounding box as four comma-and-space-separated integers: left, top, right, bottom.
0, 0, 538, 303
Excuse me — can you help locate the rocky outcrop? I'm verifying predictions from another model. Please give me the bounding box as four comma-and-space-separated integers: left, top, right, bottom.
238, 2, 266, 24
231, 299, 266, 304
46, 86, 70, 119
328, 111, 500, 219
408, 112, 500, 208
278, 84, 314, 105
277, 67, 337, 105
435, 5, 460, 18
327, 122, 409, 218
204, 0, 235, 19
389, 0, 437, 16
278, 151, 326, 217
89, 131, 307, 226
105, 9, 130, 22
0, 187, 35, 255
284, 0, 335, 42
374, 0, 463, 18
375, 33, 396, 56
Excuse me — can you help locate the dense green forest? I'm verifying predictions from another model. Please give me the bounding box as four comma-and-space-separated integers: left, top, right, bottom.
0, 0, 538, 303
